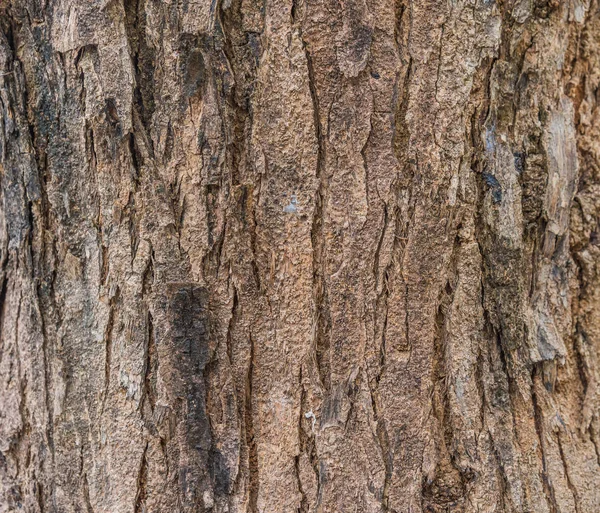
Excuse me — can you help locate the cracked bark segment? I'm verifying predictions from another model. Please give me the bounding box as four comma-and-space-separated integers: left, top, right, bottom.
152, 283, 215, 512
335, 0, 373, 78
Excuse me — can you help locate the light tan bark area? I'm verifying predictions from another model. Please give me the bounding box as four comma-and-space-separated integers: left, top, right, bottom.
1, 0, 600, 511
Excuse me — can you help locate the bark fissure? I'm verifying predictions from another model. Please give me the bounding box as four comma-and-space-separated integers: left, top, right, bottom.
557, 432, 582, 513
134, 442, 149, 513
531, 366, 560, 513
244, 332, 259, 513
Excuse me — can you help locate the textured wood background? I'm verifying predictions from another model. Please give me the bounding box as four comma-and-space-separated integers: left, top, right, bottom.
1, 0, 600, 511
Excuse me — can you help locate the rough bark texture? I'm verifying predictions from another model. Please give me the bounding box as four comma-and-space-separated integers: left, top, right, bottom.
1, 0, 600, 511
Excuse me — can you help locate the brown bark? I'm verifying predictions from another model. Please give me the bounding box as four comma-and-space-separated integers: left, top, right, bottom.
1, 0, 600, 512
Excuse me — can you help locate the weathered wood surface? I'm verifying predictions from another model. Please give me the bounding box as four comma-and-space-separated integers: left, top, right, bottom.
1, 0, 600, 511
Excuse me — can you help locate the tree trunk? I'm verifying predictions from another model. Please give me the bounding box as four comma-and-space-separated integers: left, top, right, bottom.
1, 0, 600, 511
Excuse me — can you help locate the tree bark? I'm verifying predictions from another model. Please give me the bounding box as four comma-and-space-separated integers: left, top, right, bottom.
1, 0, 600, 511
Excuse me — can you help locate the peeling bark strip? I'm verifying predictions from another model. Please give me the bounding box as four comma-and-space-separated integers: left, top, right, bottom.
2, 0, 600, 512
